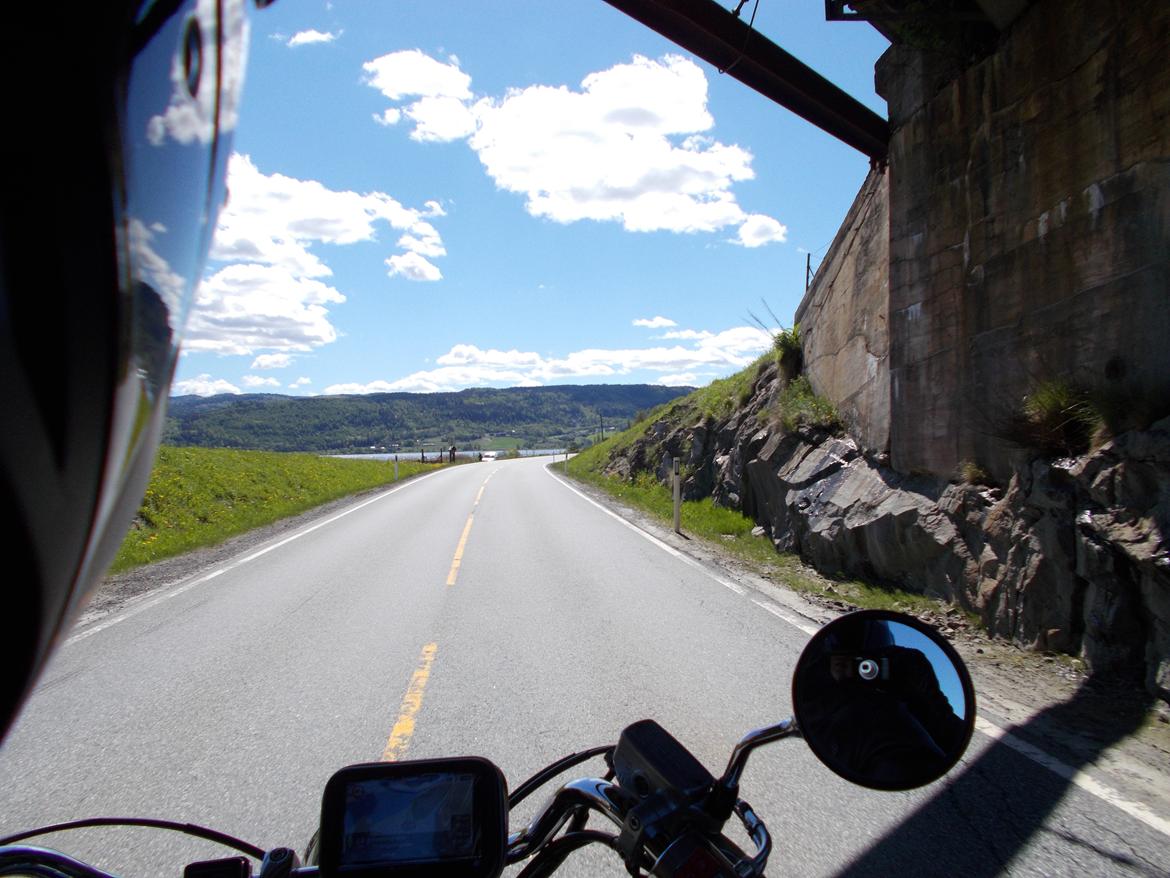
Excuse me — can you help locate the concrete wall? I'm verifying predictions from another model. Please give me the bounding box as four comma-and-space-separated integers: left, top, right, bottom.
880, 0, 1170, 479
795, 168, 891, 455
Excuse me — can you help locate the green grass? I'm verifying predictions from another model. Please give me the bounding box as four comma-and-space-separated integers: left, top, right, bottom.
958, 459, 992, 485
570, 355, 772, 467
111, 446, 444, 572
479, 436, 523, 451
564, 358, 954, 615
997, 379, 1103, 457
565, 451, 951, 616
772, 375, 841, 433
690, 354, 772, 420
772, 323, 801, 359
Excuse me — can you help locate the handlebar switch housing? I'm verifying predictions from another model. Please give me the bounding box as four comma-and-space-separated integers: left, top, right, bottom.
613, 720, 714, 800
184, 857, 252, 878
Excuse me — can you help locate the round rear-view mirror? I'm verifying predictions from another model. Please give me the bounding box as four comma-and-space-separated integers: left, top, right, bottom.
792, 610, 976, 791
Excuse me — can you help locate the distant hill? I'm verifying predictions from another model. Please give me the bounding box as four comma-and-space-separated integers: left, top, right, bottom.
164, 384, 693, 453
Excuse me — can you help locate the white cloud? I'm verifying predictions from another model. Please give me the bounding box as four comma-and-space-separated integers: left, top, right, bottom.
287, 29, 340, 47
366, 52, 786, 243
405, 96, 477, 142
363, 49, 472, 101
173, 374, 241, 397
633, 316, 676, 329
128, 218, 187, 315
242, 374, 281, 388
290, 376, 312, 387
148, 0, 248, 146
326, 365, 533, 395
424, 200, 446, 217
212, 154, 435, 275
397, 222, 446, 257
736, 214, 788, 247
194, 154, 449, 353
251, 353, 293, 369
374, 108, 402, 126
325, 326, 773, 393
185, 263, 345, 355
658, 329, 713, 340
437, 345, 542, 367
386, 251, 442, 282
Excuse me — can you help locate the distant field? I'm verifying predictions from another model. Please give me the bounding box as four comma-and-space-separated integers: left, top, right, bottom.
111, 446, 444, 573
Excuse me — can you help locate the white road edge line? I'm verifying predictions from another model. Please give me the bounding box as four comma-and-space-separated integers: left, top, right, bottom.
750, 598, 820, 636
545, 468, 745, 596
66, 467, 451, 646
973, 716, 1170, 838
547, 465, 1170, 839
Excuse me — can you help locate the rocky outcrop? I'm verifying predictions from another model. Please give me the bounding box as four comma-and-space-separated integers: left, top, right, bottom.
606, 369, 1170, 703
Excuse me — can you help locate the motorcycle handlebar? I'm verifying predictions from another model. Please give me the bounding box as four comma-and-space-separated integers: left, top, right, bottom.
508, 777, 634, 862
505, 774, 771, 875
0, 845, 116, 878
0, 786, 771, 878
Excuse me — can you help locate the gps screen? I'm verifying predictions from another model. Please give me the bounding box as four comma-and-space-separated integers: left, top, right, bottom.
340, 772, 478, 866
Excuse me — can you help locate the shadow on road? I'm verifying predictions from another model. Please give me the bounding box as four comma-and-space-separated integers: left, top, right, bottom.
834, 676, 1161, 876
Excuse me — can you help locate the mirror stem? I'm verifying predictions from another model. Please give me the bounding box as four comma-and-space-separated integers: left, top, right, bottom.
721, 718, 799, 789
705, 718, 799, 822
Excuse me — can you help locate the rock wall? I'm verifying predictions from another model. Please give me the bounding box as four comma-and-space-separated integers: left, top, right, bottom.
877, 0, 1170, 480
609, 367, 1170, 702
747, 416, 1170, 701
794, 168, 890, 456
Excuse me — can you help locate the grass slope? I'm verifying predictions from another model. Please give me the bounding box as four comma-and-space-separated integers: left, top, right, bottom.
112, 446, 443, 572
565, 363, 944, 615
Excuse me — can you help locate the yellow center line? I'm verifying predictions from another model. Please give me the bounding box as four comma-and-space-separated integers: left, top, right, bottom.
446, 514, 475, 585
445, 476, 491, 586
382, 642, 438, 761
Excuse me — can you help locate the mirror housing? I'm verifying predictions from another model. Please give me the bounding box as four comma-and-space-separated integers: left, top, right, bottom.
792, 610, 975, 791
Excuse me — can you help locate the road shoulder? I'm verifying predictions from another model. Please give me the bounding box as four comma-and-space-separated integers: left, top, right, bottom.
552, 465, 1170, 828
82, 479, 424, 628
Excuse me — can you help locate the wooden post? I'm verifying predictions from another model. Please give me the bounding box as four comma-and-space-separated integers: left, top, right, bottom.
672, 457, 682, 534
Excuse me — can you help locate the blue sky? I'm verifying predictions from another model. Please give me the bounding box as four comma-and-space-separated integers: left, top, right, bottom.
172, 1, 889, 397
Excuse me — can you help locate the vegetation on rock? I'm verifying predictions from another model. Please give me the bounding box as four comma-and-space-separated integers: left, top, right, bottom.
996, 380, 1103, 457
771, 375, 840, 433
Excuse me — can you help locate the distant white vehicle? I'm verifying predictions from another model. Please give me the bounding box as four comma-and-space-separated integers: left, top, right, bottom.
481, 451, 498, 462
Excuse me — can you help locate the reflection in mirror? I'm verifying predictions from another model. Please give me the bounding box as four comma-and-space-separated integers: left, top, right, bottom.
792, 610, 975, 791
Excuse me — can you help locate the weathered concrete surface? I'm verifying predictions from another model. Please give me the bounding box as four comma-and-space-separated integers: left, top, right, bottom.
794, 168, 890, 455
877, 0, 1170, 479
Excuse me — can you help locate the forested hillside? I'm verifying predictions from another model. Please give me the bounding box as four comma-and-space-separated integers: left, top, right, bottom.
165, 384, 691, 452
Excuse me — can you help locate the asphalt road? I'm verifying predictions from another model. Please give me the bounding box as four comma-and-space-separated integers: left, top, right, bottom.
1, 457, 1168, 876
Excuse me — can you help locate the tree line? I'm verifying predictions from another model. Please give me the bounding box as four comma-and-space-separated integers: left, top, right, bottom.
165, 384, 692, 453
